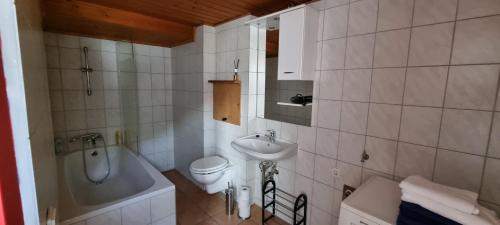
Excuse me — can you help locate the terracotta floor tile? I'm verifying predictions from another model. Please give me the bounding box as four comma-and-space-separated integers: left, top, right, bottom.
177, 205, 210, 225
198, 195, 226, 216
212, 209, 244, 225
238, 219, 259, 225
163, 170, 292, 225
195, 217, 220, 225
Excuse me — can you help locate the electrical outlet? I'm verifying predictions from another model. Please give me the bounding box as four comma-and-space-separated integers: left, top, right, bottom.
342, 185, 356, 200
332, 168, 340, 177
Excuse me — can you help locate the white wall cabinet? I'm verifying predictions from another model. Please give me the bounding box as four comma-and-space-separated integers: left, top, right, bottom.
277, 5, 319, 80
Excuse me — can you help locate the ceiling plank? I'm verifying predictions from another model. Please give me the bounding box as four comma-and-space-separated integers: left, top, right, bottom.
42, 0, 194, 46
42, 0, 314, 47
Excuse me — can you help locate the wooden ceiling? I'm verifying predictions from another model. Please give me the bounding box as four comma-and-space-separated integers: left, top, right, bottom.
41, 0, 312, 47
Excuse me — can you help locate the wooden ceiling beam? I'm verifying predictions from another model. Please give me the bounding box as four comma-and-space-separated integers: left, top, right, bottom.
43, 0, 194, 46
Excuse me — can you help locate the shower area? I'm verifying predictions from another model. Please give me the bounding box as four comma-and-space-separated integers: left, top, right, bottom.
47, 35, 176, 224
49, 36, 174, 171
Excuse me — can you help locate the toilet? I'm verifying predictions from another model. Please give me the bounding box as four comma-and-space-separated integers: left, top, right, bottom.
189, 156, 233, 194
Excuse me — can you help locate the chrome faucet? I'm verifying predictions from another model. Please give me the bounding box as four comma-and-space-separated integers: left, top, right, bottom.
69, 133, 103, 146
265, 129, 276, 143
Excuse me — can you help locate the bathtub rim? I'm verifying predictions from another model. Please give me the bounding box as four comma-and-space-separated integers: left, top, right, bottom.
57, 146, 175, 225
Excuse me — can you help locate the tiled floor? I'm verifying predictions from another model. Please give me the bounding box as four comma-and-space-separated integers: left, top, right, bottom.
163, 170, 289, 225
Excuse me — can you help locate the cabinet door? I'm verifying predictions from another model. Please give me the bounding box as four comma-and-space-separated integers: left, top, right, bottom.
278, 8, 304, 80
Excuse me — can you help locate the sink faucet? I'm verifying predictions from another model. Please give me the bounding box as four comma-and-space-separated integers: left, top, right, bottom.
265, 129, 276, 143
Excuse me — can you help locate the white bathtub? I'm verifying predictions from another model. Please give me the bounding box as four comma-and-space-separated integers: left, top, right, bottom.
58, 146, 176, 225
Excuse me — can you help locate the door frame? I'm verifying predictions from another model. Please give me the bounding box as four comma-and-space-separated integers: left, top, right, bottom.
0, 36, 24, 225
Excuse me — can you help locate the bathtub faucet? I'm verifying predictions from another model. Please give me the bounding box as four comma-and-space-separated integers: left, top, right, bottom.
69, 133, 104, 146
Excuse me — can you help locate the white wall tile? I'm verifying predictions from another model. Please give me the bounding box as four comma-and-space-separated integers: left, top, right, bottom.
457, 0, 500, 19
348, 0, 379, 36
152, 214, 176, 225
364, 137, 397, 174
86, 209, 121, 225
338, 132, 365, 165
340, 102, 369, 134
445, 65, 500, 110
59, 48, 82, 69
367, 103, 401, 140
314, 156, 337, 188
408, 22, 454, 66
335, 161, 362, 189
371, 68, 405, 104
296, 150, 316, 178
319, 70, 343, 100
316, 128, 339, 158
480, 158, 500, 204
488, 113, 500, 158
294, 174, 314, 198
373, 29, 410, 68
395, 142, 436, 179
121, 199, 151, 225
58, 34, 80, 48
342, 69, 371, 102
323, 5, 349, 39
151, 191, 175, 221
439, 109, 492, 155
321, 38, 346, 70
298, 126, 317, 153
452, 16, 500, 64
434, 149, 484, 192
61, 69, 83, 90
404, 66, 448, 107
317, 100, 341, 129
413, 0, 457, 26
311, 206, 333, 225
63, 91, 85, 110
345, 34, 375, 69
399, 106, 442, 146
312, 181, 336, 214
377, 0, 414, 31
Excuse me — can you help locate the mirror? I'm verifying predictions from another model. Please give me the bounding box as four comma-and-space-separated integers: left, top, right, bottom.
251, 15, 313, 126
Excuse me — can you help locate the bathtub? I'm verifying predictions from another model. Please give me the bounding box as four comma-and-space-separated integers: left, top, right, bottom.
57, 146, 176, 225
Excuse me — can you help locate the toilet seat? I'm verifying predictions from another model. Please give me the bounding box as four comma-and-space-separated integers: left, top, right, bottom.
190, 156, 229, 174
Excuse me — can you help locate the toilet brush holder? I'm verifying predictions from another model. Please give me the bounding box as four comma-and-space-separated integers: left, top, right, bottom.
225, 183, 235, 215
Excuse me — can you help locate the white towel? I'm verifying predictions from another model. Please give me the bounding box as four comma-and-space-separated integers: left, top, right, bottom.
400, 175, 480, 214
402, 190, 500, 225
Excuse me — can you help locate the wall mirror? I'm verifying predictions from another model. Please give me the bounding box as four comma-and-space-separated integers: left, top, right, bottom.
250, 14, 313, 126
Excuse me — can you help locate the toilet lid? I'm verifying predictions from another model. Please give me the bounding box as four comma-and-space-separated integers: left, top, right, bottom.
190, 156, 229, 173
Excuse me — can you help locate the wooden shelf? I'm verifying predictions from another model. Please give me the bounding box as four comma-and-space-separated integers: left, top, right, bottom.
209, 80, 241, 125
208, 80, 241, 84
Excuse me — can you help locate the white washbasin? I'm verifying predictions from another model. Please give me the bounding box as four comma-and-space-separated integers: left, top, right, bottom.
230, 134, 298, 161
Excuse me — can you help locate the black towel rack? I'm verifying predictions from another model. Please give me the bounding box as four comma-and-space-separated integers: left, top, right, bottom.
261, 180, 308, 225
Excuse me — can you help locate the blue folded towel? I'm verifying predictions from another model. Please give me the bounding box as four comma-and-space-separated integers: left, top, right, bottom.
397, 201, 462, 225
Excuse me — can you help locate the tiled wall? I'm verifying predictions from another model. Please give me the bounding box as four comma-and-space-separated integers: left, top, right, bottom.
66, 190, 176, 225
213, 16, 258, 194
44, 33, 174, 171
245, 0, 500, 224
171, 26, 210, 177
133, 43, 174, 171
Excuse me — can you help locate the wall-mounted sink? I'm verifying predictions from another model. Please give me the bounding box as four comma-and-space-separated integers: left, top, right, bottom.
230, 133, 298, 161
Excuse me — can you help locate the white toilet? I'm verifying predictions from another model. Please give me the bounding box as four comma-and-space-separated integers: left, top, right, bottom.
189, 155, 233, 194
